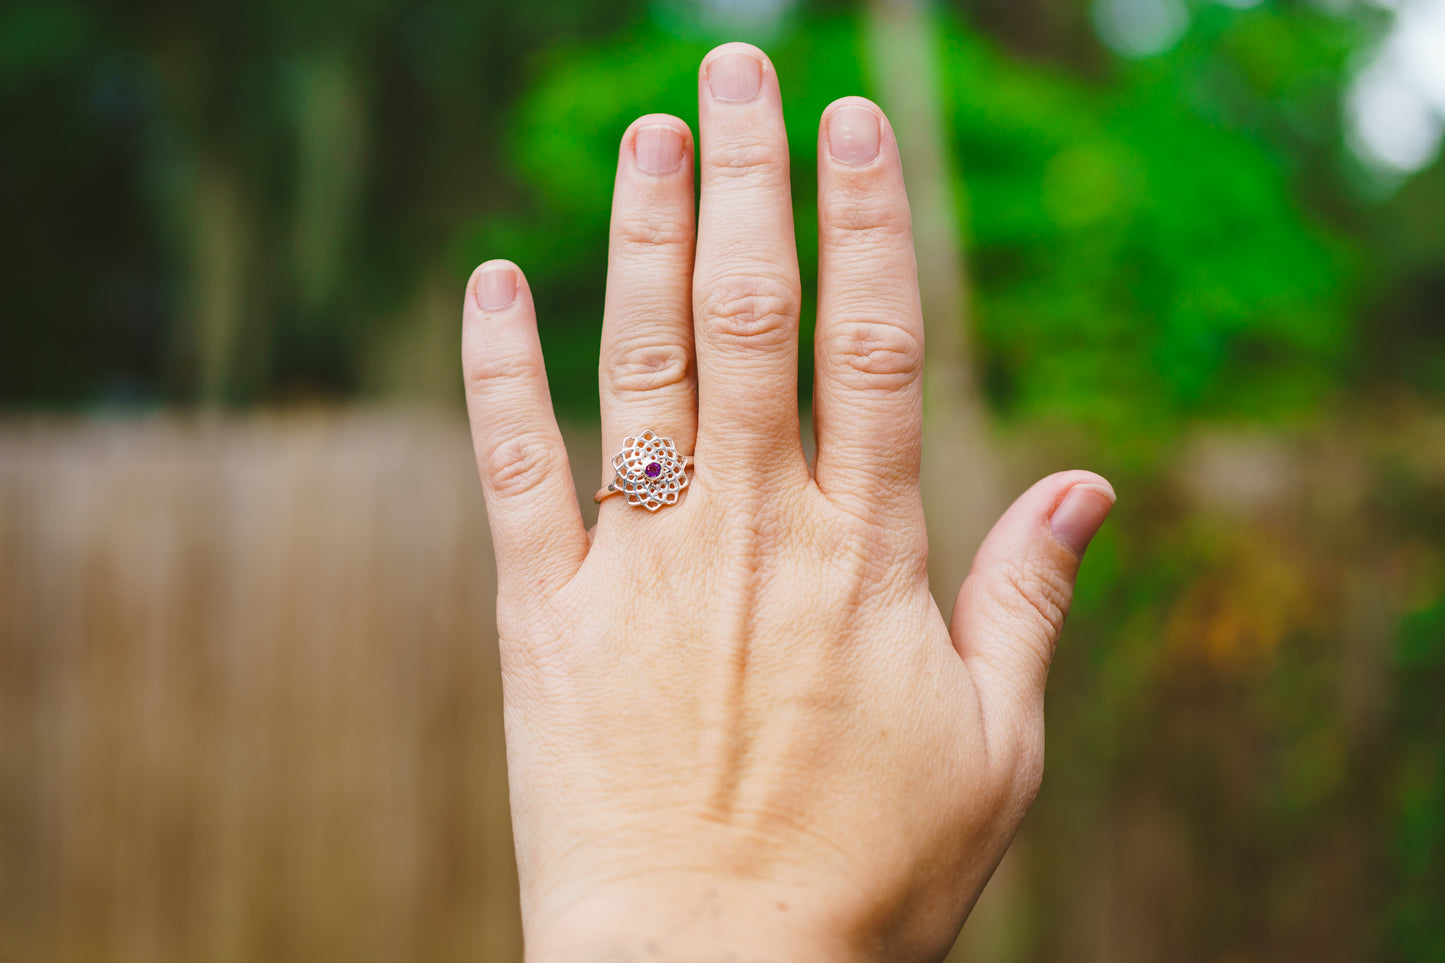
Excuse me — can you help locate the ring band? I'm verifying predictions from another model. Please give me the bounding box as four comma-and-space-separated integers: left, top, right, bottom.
594, 430, 693, 512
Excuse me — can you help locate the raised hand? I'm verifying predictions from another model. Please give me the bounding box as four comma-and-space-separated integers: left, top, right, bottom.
462, 42, 1115, 963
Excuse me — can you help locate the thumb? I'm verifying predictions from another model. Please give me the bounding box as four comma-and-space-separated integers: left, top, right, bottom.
950, 470, 1116, 729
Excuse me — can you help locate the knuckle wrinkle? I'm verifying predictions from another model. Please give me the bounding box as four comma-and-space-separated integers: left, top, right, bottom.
994, 558, 1072, 641
698, 275, 799, 346
466, 351, 544, 390
826, 319, 922, 390
613, 214, 694, 252
607, 340, 692, 394
707, 140, 786, 180
485, 434, 560, 499
824, 201, 912, 244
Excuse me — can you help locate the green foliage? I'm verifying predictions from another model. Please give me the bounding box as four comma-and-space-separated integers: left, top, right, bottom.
0, 0, 94, 91
5, 0, 1437, 416
942, 14, 1358, 440
1390, 590, 1445, 961
461, 13, 870, 413
460, 6, 1367, 439
4, 4, 1445, 959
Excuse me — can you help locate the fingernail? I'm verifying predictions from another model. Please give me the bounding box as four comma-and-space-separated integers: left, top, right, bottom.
827, 105, 881, 166
635, 124, 686, 176
707, 51, 762, 103
1050, 483, 1116, 558
476, 264, 516, 311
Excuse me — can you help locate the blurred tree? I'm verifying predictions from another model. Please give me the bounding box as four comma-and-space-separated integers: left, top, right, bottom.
942, 7, 1365, 451
867, 0, 1006, 636
3, 3, 1445, 962
0, 0, 652, 405
462, 3, 1383, 452
3, 0, 1440, 420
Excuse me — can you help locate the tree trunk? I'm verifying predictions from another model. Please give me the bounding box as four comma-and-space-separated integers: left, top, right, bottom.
865, 0, 1003, 607
866, 4, 1018, 960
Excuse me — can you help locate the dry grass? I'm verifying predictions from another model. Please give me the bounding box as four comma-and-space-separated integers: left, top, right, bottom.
0, 410, 522, 963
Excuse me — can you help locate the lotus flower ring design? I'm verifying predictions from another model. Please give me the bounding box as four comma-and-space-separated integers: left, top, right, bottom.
594, 430, 693, 512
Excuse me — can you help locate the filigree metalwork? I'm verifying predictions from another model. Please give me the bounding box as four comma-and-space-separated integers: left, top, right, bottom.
607, 430, 690, 512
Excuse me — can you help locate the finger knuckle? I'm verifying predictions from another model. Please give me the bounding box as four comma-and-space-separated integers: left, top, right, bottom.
824, 509, 891, 574
697, 274, 799, 346
706, 139, 787, 181
823, 318, 922, 392
483, 432, 563, 500
612, 212, 694, 256
605, 335, 692, 394
822, 200, 913, 247
990, 555, 1073, 642
839, 510, 924, 583
465, 349, 545, 391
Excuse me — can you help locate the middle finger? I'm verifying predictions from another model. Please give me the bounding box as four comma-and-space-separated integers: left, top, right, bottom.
692, 43, 808, 485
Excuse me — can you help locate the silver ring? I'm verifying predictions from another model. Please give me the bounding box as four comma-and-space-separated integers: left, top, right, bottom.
594, 430, 693, 512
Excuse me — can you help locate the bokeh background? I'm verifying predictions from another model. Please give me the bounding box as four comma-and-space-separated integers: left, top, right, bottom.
3, 0, 1444, 959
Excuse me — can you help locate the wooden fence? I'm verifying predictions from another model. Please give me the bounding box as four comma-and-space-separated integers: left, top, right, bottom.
5, 407, 1436, 962
0, 411, 527, 962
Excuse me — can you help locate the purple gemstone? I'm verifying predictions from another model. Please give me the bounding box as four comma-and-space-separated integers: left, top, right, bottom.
644, 461, 663, 478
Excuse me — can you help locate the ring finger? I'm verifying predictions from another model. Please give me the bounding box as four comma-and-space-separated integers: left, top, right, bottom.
598, 114, 699, 502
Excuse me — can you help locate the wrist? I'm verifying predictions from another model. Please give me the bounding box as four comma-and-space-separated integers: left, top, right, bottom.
523, 874, 873, 963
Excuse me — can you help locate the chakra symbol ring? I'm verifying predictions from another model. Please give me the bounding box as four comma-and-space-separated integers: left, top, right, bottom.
594, 430, 693, 512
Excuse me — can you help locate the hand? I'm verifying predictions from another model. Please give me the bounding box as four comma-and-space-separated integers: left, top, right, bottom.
461, 42, 1115, 963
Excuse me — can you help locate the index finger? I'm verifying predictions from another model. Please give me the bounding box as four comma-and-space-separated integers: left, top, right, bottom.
811, 97, 926, 532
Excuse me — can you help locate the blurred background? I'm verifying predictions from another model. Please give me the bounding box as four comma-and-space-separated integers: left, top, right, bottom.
2, 0, 1443, 959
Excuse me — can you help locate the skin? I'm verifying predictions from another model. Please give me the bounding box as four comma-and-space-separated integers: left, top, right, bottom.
461, 43, 1116, 963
